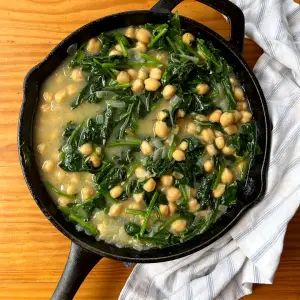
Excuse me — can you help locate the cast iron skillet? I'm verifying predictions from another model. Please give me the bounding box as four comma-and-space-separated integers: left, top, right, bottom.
19, 0, 271, 298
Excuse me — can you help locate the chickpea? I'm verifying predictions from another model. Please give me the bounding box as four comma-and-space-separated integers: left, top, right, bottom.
154, 121, 169, 138
233, 110, 242, 123
97, 223, 105, 233
234, 87, 244, 101
136, 28, 152, 44
236, 160, 246, 173
117, 71, 131, 84
66, 184, 76, 195
221, 168, 234, 184
204, 160, 214, 172
157, 111, 168, 121
131, 79, 145, 93
215, 136, 225, 149
172, 149, 185, 161
209, 110, 222, 123
159, 204, 169, 216
86, 38, 101, 54
200, 128, 215, 144
71, 69, 84, 82
144, 78, 161, 92
168, 202, 177, 215
81, 187, 95, 200
108, 203, 123, 217
95, 147, 102, 156
149, 68, 163, 80
188, 198, 200, 213
162, 85, 176, 100
110, 185, 124, 199
186, 122, 197, 135
135, 167, 149, 179
222, 146, 235, 155
127, 69, 138, 80
196, 83, 210, 95
129, 202, 142, 210
43, 91, 54, 102
240, 111, 253, 123
55, 89, 67, 103
214, 130, 224, 138
179, 141, 188, 151
89, 154, 101, 168
109, 49, 122, 56
70, 173, 80, 184
182, 32, 195, 45
206, 144, 217, 156
115, 44, 123, 53
166, 187, 182, 202
136, 41, 147, 53
229, 77, 236, 88
66, 84, 78, 96
143, 178, 156, 192
140, 141, 153, 156
37, 144, 46, 154
125, 26, 136, 39
160, 175, 174, 187
224, 125, 238, 135
196, 114, 208, 121
213, 183, 226, 198
58, 196, 71, 207
79, 143, 93, 155
236, 101, 248, 111
220, 112, 234, 127
138, 69, 148, 80
171, 219, 187, 232
176, 109, 185, 118
42, 160, 54, 173
133, 193, 144, 203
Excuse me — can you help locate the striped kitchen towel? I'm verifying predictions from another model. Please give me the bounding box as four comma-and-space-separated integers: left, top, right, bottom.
119, 0, 300, 299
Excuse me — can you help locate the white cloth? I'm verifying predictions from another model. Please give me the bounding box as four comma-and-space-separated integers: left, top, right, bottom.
119, 0, 300, 299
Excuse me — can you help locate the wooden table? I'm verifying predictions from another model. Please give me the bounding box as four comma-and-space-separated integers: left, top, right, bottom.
0, 0, 299, 299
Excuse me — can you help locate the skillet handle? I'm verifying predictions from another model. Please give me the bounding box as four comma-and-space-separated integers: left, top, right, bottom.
151, 0, 245, 54
51, 242, 102, 300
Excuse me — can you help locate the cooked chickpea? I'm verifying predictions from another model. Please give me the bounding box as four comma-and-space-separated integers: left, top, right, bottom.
55, 89, 67, 103
159, 204, 169, 216
135, 167, 148, 179
144, 78, 161, 92
135, 41, 147, 53
66, 184, 76, 195
71, 69, 84, 82
109, 49, 122, 56
215, 136, 225, 149
136, 28, 152, 44
157, 111, 168, 121
42, 160, 54, 173
97, 223, 105, 233
224, 124, 238, 135
143, 178, 156, 192
240, 111, 253, 123
188, 198, 200, 213
209, 110, 222, 123
172, 149, 185, 161
186, 122, 197, 135
133, 193, 144, 203
131, 79, 145, 93
108, 203, 123, 217
87, 38, 101, 54
66, 84, 78, 96
37, 144, 46, 154
161, 85, 176, 100
115, 44, 123, 52
129, 202, 142, 210
213, 183, 226, 198
229, 77, 236, 88
176, 109, 185, 118
81, 187, 95, 200
140, 141, 153, 156
168, 202, 177, 216
234, 87, 244, 101
214, 130, 224, 138
117, 71, 131, 84
127, 69, 138, 80
204, 160, 214, 172
110, 185, 124, 199
95, 147, 102, 156
236, 160, 246, 173
79, 143, 93, 155
196, 83, 210, 95
222, 146, 235, 155
138, 69, 148, 80
160, 175, 174, 187
171, 219, 187, 232
236, 101, 248, 111
58, 197, 71, 207
89, 154, 101, 168
166, 187, 182, 202
196, 114, 208, 121
220, 112, 234, 127
179, 141, 188, 151
206, 144, 217, 156
221, 168, 234, 184
182, 32, 195, 45
233, 110, 242, 122
200, 128, 215, 144
125, 26, 136, 39
149, 68, 162, 80
43, 91, 54, 102
56, 170, 66, 180
154, 121, 169, 138
70, 173, 80, 184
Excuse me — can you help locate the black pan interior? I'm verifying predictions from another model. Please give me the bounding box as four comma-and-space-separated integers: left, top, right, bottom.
19, 10, 270, 263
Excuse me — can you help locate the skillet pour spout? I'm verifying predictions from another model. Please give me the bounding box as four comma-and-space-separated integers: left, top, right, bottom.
19, 0, 270, 299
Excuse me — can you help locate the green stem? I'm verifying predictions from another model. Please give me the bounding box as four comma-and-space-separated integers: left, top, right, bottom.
69, 214, 99, 236
45, 181, 76, 200
213, 160, 226, 190
107, 140, 141, 148
148, 28, 168, 48
125, 208, 147, 216
179, 184, 189, 206
161, 214, 181, 230
100, 189, 119, 204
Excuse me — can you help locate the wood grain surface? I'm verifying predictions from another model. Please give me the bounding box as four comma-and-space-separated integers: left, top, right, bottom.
0, 0, 299, 299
